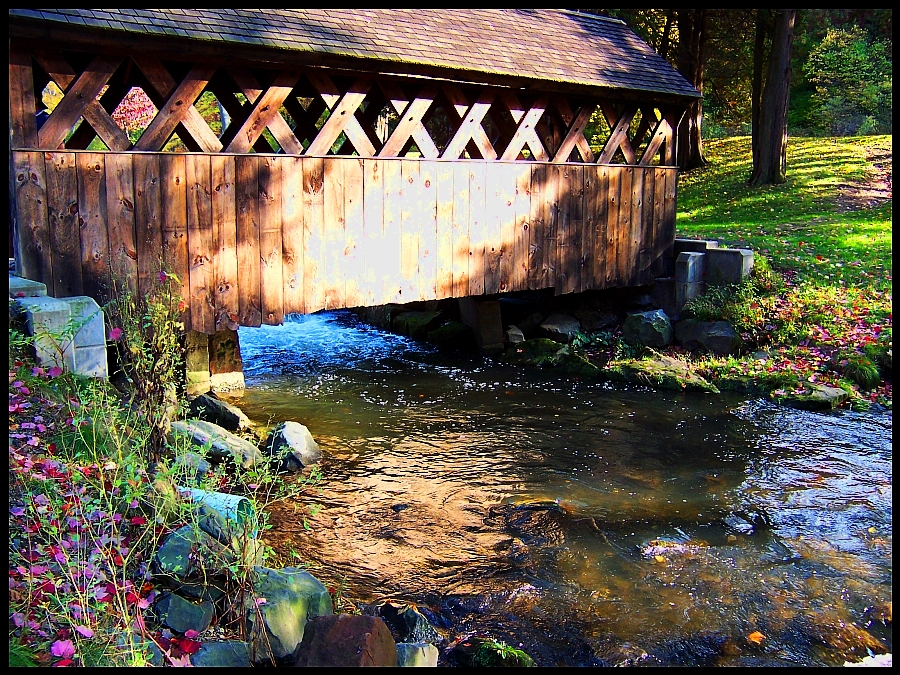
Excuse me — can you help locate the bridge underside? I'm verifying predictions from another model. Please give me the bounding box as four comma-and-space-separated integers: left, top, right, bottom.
13, 151, 676, 334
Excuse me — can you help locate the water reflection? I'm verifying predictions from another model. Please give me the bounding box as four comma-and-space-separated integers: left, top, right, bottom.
230, 311, 891, 666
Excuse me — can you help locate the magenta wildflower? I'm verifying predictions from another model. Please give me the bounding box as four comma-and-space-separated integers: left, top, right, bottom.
107, 327, 124, 342
50, 639, 75, 659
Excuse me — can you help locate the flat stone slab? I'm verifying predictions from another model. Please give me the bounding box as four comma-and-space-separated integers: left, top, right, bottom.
9, 274, 47, 298
604, 355, 720, 394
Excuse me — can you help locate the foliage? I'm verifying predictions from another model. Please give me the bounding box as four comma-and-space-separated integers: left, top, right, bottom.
675, 134, 891, 406
9, 343, 321, 666
107, 269, 186, 461
572, 329, 646, 362
803, 27, 892, 136
473, 639, 535, 667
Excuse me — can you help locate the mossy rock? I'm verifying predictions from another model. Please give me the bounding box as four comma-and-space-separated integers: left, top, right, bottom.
473, 640, 535, 668
501, 338, 568, 367
552, 345, 601, 378
392, 311, 443, 340
778, 384, 849, 411
603, 355, 720, 393
427, 320, 477, 351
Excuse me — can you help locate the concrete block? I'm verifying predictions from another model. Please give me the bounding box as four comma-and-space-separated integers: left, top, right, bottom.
210, 371, 246, 393
8, 275, 47, 298
675, 252, 706, 284
185, 331, 210, 373
65, 296, 106, 347
674, 238, 719, 255
73, 345, 109, 378
18, 296, 75, 371
676, 281, 706, 314
706, 248, 754, 286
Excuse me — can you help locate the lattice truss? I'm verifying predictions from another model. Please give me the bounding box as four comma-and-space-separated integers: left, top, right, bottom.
25, 50, 680, 165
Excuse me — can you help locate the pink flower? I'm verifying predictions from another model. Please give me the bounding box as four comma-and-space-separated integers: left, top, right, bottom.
107, 327, 124, 342
74, 625, 94, 638
157, 271, 168, 283
51, 639, 76, 659
47, 366, 63, 377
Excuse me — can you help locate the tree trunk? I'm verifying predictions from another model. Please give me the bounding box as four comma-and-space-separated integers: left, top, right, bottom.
750, 9, 796, 186
675, 9, 708, 171
750, 9, 768, 167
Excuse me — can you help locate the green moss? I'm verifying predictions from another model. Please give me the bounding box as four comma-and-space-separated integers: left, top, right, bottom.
604, 356, 720, 394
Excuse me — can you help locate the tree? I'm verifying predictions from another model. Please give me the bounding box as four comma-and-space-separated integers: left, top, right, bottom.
804, 26, 892, 135
674, 9, 709, 170
750, 9, 796, 186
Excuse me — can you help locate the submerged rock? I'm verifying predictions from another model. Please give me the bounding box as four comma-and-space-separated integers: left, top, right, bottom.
393, 311, 443, 340
262, 421, 322, 472
603, 355, 720, 393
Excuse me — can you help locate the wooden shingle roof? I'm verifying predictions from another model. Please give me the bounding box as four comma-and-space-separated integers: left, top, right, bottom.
9, 8, 700, 102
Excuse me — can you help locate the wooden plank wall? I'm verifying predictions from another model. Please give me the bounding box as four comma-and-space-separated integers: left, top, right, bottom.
12, 151, 677, 334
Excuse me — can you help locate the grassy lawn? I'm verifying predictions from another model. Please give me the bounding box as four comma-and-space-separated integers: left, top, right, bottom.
672, 135, 892, 406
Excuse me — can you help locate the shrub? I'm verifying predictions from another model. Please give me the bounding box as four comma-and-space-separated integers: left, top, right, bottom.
839, 352, 881, 390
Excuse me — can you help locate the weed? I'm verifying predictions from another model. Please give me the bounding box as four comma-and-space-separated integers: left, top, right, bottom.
838, 352, 882, 390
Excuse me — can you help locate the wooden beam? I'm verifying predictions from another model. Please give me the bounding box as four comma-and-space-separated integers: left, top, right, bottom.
378, 82, 439, 158
597, 103, 638, 165
134, 58, 223, 153
10, 47, 39, 148
498, 92, 549, 161
552, 102, 596, 164
639, 117, 672, 166
134, 63, 217, 151
38, 54, 122, 150
441, 86, 497, 160
305, 72, 375, 157
228, 68, 303, 154
34, 51, 130, 151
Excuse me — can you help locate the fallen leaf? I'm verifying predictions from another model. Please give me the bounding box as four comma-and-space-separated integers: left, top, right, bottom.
747, 631, 766, 645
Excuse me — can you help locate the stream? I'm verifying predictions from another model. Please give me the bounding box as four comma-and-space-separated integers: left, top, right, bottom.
225, 310, 892, 667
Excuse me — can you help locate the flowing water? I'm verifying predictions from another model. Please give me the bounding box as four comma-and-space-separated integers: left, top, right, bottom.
227, 310, 892, 667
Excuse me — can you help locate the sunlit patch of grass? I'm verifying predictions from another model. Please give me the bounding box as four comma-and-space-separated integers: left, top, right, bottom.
673, 135, 892, 407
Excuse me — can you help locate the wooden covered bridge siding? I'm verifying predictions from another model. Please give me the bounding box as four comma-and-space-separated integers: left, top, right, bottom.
13, 150, 675, 333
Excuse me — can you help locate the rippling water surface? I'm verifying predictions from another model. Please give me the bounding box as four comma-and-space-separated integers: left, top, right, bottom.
228, 311, 892, 666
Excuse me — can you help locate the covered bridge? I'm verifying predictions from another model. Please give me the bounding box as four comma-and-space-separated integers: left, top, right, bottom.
9, 9, 700, 334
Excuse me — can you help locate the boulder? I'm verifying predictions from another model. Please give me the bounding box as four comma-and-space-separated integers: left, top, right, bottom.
540, 313, 581, 343
393, 311, 443, 340
188, 393, 254, 433
622, 309, 673, 347
170, 419, 265, 469
293, 614, 397, 667
604, 355, 720, 393
262, 421, 322, 472
174, 451, 210, 485
505, 325, 526, 345
779, 384, 849, 411
674, 319, 741, 356
154, 526, 198, 580
377, 602, 440, 643
549, 345, 600, 378
247, 566, 333, 664
155, 592, 215, 634
396, 642, 440, 667
191, 641, 251, 668
501, 338, 567, 368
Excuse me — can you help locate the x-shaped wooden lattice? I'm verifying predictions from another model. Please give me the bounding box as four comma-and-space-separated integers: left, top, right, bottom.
35, 52, 128, 151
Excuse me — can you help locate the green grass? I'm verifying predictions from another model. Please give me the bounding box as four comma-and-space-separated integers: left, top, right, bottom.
672, 135, 892, 406
677, 136, 892, 292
